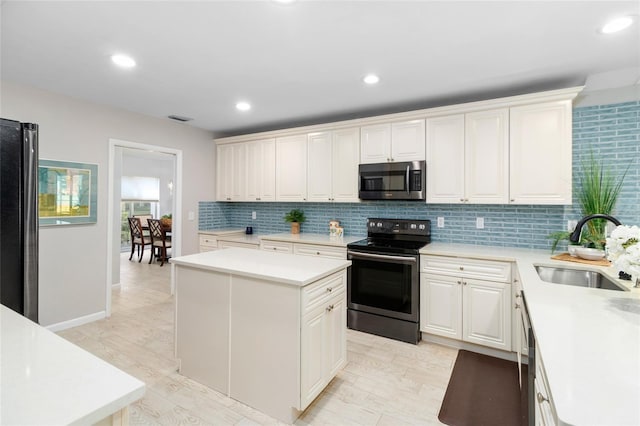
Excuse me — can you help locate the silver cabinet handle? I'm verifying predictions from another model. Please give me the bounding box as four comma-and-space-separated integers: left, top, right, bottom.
463, 281, 467, 285
457, 280, 462, 285
515, 303, 520, 309
316, 251, 321, 255
537, 392, 548, 404
326, 304, 334, 312
459, 266, 464, 271
326, 287, 333, 292
460, 198, 464, 202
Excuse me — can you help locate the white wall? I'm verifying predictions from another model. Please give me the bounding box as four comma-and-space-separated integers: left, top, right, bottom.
0, 80, 215, 327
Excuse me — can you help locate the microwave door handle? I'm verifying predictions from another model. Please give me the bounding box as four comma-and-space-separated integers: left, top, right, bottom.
405, 165, 410, 195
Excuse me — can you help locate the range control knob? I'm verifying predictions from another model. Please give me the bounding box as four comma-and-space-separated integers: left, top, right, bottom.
410, 223, 417, 229
377, 222, 383, 227
419, 224, 426, 230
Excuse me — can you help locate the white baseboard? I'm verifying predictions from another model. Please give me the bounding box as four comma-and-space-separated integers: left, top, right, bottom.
46, 311, 106, 332
421, 333, 521, 363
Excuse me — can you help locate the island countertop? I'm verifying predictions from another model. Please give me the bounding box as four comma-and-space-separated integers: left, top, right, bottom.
1, 305, 145, 425
420, 242, 640, 426
171, 247, 351, 286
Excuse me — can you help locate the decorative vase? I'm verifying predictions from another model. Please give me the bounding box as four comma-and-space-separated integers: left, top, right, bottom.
291, 222, 300, 234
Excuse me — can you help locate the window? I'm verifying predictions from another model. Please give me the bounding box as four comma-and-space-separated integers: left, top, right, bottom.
120, 176, 160, 251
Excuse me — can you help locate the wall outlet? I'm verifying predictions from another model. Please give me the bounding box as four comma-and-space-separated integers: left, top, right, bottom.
252, 211, 257, 220
437, 217, 445, 228
567, 219, 578, 231
476, 217, 485, 229
188, 211, 195, 221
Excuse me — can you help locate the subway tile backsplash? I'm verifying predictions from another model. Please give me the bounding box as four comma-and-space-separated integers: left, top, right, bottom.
200, 100, 640, 251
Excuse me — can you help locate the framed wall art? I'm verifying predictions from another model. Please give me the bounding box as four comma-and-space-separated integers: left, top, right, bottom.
38, 159, 98, 226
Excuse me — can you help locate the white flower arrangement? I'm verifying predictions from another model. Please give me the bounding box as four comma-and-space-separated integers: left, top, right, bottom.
606, 225, 640, 277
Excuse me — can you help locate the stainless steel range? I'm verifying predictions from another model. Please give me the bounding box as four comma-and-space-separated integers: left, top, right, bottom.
346, 218, 430, 344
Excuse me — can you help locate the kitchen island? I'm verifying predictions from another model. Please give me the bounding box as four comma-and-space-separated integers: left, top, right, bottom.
171, 248, 351, 423
420, 243, 640, 426
1, 305, 145, 425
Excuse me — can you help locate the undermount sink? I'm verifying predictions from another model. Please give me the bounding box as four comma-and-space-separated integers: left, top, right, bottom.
535, 266, 628, 291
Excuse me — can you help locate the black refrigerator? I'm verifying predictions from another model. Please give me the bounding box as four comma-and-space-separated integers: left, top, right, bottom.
0, 118, 39, 323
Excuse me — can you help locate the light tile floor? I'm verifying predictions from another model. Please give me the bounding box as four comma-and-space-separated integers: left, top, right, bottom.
58, 253, 457, 425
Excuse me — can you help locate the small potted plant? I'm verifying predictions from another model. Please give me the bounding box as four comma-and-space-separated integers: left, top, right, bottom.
160, 213, 172, 229
284, 209, 306, 234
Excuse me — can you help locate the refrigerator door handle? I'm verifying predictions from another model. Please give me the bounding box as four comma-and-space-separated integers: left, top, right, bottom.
22, 123, 39, 323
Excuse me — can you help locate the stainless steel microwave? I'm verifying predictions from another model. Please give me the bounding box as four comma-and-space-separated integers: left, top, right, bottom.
358, 161, 426, 200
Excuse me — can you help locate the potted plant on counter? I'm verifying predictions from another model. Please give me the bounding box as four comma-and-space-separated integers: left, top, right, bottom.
549, 152, 627, 252
160, 213, 172, 229
284, 209, 306, 234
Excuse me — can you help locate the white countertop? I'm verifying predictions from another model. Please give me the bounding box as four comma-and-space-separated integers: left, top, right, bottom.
1, 305, 145, 425
172, 247, 351, 286
421, 242, 640, 426
259, 232, 363, 247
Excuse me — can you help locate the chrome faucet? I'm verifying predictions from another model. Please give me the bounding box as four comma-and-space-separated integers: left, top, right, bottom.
569, 214, 622, 244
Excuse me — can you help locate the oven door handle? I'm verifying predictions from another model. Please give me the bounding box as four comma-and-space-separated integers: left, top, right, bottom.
348, 250, 417, 264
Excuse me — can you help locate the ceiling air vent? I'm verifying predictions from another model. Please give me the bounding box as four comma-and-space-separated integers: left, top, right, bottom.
167, 115, 193, 122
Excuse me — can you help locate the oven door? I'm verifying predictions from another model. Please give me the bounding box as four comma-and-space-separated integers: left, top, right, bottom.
347, 250, 419, 322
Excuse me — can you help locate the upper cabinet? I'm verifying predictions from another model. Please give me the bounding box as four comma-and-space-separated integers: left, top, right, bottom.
276, 134, 308, 201
308, 128, 360, 202
427, 109, 509, 204
509, 100, 572, 204
215, 87, 581, 205
360, 119, 425, 164
247, 138, 276, 202
216, 143, 247, 202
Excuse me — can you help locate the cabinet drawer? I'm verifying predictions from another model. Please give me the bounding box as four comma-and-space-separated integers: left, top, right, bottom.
260, 240, 294, 253
294, 243, 346, 260
302, 272, 345, 314
199, 235, 218, 248
218, 241, 259, 250
199, 246, 217, 253
421, 255, 511, 283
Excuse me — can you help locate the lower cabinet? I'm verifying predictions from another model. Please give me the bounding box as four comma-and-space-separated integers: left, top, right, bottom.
301, 291, 346, 408
535, 352, 557, 425
260, 238, 347, 259
420, 273, 512, 351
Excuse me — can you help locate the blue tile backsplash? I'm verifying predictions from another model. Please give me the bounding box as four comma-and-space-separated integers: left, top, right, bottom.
200, 100, 639, 250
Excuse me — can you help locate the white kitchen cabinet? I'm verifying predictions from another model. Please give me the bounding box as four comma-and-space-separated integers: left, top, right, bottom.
216, 143, 247, 202
247, 138, 276, 201
510, 100, 572, 204
307, 132, 333, 202
420, 273, 462, 339
360, 119, 425, 164
260, 240, 294, 253
391, 119, 426, 162
360, 123, 391, 164
330, 127, 360, 202
426, 109, 508, 204
276, 134, 308, 201
421, 255, 512, 352
300, 281, 347, 407
293, 243, 346, 259
426, 115, 465, 203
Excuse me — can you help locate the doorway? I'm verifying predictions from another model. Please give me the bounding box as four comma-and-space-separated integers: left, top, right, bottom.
106, 138, 183, 317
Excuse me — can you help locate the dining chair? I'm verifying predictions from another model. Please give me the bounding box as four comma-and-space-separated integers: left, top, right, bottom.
148, 218, 172, 266
127, 217, 151, 262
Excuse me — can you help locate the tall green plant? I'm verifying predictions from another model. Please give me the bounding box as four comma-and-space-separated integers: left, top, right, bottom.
577, 151, 628, 246
549, 150, 627, 251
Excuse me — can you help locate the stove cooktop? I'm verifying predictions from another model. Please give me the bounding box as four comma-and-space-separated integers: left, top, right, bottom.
347, 218, 431, 255
347, 237, 429, 255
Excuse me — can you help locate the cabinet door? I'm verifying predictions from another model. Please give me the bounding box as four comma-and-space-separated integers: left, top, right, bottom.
420, 273, 462, 339
326, 294, 346, 378
391, 119, 425, 162
360, 123, 391, 164
216, 144, 233, 201
331, 127, 360, 202
261, 139, 276, 201
426, 115, 465, 203
465, 109, 509, 204
276, 134, 307, 201
462, 278, 511, 351
510, 100, 572, 204
230, 144, 247, 201
307, 132, 333, 202
300, 306, 327, 409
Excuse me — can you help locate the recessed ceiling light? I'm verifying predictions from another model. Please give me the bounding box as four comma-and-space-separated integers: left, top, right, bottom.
272, 0, 297, 3
363, 74, 380, 85
600, 16, 634, 34
236, 102, 251, 112
111, 54, 136, 68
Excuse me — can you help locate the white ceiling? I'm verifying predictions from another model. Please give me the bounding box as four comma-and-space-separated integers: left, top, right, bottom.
1, 1, 639, 137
